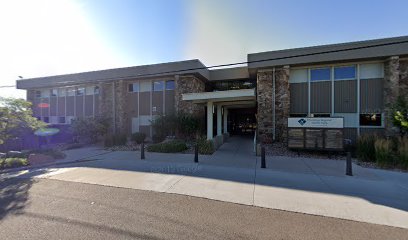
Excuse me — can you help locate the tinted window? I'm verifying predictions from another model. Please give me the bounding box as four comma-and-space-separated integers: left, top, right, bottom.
311, 68, 330, 81
334, 66, 356, 80
129, 83, 139, 92
76, 87, 85, 96
94, 86, 100, 94
360, 114, 382, 126
166, 80, 175, 90
153, 81, 164, 91
50, 89, 58, 97
35, 91, 41, 98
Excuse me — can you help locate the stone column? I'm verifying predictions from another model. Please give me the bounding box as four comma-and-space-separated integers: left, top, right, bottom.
384, 56, 400, 136
257, 70, 273, 143
257, 66, 290, 144
275, 66, 290, 143
99, 82, 114, 134
217, 104, 222, 136
207, 101, 214, 140
400, 59, 408, 97
223, 108, 228, 134
115, 80, 127, 135
174, 75, 205, 116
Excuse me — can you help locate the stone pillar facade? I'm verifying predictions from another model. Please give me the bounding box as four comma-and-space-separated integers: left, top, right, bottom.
275, 66, 290, 142
174, 75, 205, 116
99, 82, 114, 133
257, 70, 274, 143
384, 56, 400, 136
257, 66, 290, 144
114, 80, 127, 134
400, 59, 408, 97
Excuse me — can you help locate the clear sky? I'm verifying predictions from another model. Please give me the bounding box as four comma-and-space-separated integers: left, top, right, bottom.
1, 0, 407, 98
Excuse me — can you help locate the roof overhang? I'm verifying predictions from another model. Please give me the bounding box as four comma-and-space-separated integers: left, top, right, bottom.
248, 35, 408, 71
182, 89, 256, 105
16, 59, 210, 89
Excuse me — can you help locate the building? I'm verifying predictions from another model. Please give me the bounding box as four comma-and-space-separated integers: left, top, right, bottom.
16, 36, 408, 146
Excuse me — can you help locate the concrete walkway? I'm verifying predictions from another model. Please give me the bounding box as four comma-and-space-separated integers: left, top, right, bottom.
3, 137, 408, 229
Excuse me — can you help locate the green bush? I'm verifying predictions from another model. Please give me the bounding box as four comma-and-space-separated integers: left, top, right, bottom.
71, 116, 110, 143
374, 138, 394, 167
104, 134, 127, 147
131, 132, 146, 144
397, 136, 408, 169
196, 137, 215, 155
147, 140, 188, 153
357, 134, 377, 162
0, 158, 29, 169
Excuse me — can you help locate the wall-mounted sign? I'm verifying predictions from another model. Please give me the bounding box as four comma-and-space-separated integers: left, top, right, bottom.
288, 117, 344, 129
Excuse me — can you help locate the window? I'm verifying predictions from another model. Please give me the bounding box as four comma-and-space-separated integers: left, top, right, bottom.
165, 80, 175, 90
289, 113, 307, 117
41, 89, 50, 98
58, 117, 66, 124
58, 88, 66, 97
76, 87, 85, 96
290, 69, 308, 83
153, 81, 164, 91
334, 66, 356, 80
94, 86, 100, 95
50, 89, 58, 97
35, 91, 41, 98
128, 83, 139, 92
85, 86, 94, 95
42, 117, 50, 123
360, 113, 382, 126
311, 113, 331, 118
360, 63, 384, 79
67, 88, 75, 96
311, 68, 330, 81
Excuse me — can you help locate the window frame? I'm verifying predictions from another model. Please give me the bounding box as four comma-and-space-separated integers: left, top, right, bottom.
334, 65, 356, 81
310, 67, 331, 82
128, 83, 140, 93
76, 87, 85, 96
153, 81, 164, 92
50, 89, 58, 97
359, 113, 383, 127
165, 80, 175, 90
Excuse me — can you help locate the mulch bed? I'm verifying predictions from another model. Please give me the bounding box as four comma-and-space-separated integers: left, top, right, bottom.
263, 142, 347, 160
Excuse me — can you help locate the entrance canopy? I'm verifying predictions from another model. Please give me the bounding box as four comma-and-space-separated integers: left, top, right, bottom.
182, 89, 256, 140
182, 88, 255, 105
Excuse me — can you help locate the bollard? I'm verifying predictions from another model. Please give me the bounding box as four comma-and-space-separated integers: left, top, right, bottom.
346, 151, 352, 176
261, 146, 266, 168
194, 143, 198, 163
141, 141, 145, 159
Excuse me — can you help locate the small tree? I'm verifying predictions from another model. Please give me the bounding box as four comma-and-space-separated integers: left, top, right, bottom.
71, 116, 110, 143
0, 97, 46, 144
391, 96, 408, 136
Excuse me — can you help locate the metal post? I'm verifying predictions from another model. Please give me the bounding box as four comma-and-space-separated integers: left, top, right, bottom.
194, 143, 198, 163
261, 146, 266, 168
346, 151, 352, 176
141, 141, 145, 159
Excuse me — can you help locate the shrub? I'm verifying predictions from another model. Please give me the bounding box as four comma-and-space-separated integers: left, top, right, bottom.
147, 140, 188, 153
0, 158, 29, 169
374, 138, 394, 167
397, 136, 408, 169
104, 134, 127, 147
71, 116, 110, 143
131, 132, 146, 144
196, 137, 215, 155
150, 113, 203, 141
356, 134, 377, 162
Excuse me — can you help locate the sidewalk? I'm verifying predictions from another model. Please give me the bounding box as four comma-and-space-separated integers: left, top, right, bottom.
3, 138, 408, 229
